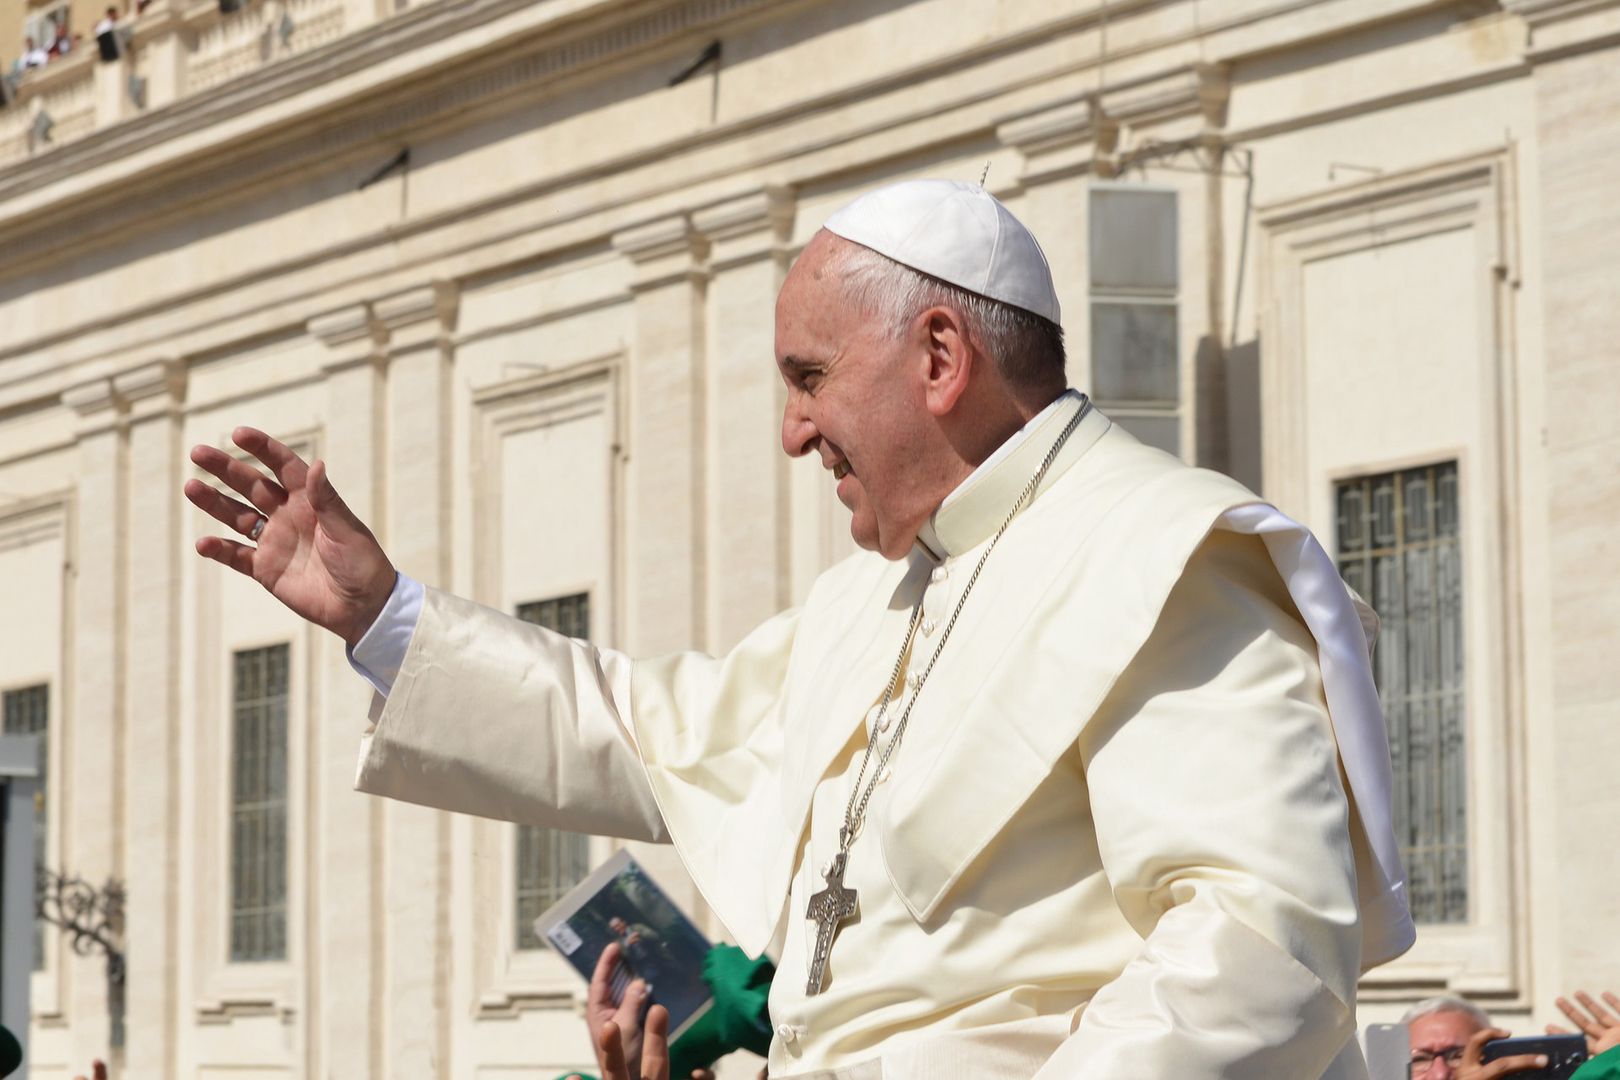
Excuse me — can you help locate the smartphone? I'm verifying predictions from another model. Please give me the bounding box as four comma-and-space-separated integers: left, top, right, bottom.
1363, 1022, 1411, 1080
1481, 1034, 1588, 1079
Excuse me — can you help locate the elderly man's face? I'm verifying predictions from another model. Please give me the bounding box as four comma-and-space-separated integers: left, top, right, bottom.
1408, 1009, 1488, 1079
775, 233, 939, 557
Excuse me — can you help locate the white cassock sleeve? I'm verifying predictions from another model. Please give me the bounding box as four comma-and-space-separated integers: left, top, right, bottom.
353, 585, 671, 842
1045, 530, 1366, 1079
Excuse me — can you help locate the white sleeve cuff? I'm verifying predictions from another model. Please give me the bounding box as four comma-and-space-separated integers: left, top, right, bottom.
346, 572, 424, 697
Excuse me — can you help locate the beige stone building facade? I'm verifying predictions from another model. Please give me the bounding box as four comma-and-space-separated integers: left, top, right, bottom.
0, 0, 1616, 1075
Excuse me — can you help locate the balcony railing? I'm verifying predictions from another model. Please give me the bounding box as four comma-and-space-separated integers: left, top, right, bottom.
0, 0, 357, 169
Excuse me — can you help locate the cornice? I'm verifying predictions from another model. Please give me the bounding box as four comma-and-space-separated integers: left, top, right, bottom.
0, 0, 1526, 360
0, 0, 785, 234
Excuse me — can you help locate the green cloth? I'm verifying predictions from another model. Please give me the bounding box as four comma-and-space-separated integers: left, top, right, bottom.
668, 945, 775, 1077
0, 1024, 21, 1077
1574, 1045, 1620, 1080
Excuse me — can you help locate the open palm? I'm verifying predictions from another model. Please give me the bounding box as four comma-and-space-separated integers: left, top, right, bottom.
185, 427, 396, 646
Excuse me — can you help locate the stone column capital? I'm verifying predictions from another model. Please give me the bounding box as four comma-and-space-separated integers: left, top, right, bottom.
612, 214, 710, 291
373, 281, 459, 354
113, 357, 186, 421
692, 186, 795, 272
373, 281, 458, 334
997, 98, 1100, 186
308, 302, 384, 374
1502, 0, 1620, 58
61, 375, 120, 417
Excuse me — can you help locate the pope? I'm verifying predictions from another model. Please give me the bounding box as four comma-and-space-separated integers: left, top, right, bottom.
185, 179, 1416, 1078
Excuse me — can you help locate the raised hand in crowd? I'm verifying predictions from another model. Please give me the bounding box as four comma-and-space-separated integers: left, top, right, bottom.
583, 942, 715, 1080
184, 427, 395, 646
596, 1005, 671, 1080
1549, 990, 1620, 1056
1446, 1027, 1549, 1080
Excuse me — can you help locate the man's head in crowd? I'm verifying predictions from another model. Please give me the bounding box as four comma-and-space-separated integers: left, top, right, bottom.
1404, 997, 1493, 1078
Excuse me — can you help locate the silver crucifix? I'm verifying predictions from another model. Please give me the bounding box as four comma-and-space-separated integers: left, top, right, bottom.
805, 850, 858, 995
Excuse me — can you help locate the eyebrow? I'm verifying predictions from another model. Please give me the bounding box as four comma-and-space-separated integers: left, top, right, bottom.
779, 354, 822, 373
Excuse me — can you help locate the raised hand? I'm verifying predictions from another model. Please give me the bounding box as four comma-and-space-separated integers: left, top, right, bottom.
588, 942, 653, 1077
1453, 1027, 1549, 1079
1548, 989, 1620, 1056
185, 427, 396, 646
598, 1005, 670, 1080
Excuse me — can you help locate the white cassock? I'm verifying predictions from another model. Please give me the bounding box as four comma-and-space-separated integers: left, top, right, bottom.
352, 392, 1416, 1078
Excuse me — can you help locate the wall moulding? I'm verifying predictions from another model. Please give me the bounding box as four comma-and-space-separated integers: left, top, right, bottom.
1257, 145, 1529, 1000
0, 490, 71, 556
0, 490, 72, 1025
467, 358, 624, 1018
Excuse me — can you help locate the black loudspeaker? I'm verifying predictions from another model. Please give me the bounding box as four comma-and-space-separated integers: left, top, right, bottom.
0, 1022, 21, 1076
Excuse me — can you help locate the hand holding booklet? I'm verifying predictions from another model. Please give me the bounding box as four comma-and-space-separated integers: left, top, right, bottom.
534, 849, 716, 1042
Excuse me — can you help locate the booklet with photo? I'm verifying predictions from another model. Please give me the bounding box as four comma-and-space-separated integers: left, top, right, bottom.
533, 848, 715, 1041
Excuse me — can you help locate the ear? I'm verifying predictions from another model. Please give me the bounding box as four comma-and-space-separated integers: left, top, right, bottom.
916, 305, 973, 417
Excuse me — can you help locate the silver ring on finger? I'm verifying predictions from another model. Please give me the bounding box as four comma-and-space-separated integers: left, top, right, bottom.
248, 516, 267, 541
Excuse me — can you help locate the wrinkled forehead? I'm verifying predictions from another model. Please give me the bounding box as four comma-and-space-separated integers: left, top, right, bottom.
775, 232, 857, 330
781, 231, 851, 297
1408, 1010, 1485, 1046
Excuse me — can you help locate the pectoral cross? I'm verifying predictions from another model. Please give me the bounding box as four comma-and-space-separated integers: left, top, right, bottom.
804, 850, 858, 996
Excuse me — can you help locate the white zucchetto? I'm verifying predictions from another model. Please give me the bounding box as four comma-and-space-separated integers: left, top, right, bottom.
822, 179, 1062, 325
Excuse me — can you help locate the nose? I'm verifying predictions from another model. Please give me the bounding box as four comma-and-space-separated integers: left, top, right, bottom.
781, 391, 817, 458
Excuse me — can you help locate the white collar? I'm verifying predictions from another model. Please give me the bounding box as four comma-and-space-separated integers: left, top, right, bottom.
914, 390, 1105, 561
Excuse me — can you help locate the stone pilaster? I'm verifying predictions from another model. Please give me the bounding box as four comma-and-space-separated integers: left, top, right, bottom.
373, 281, 457, 1080
57, 374, 125, 1068
112, 358, 186, 1080
691, 188, 794, 650
612, 215, 710, 654
305, 302, 386, 1080
1505, 0, 1620, 994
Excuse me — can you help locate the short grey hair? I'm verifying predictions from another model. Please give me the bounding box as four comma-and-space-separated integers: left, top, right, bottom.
1400, 996, 1493, 1029
827, 239, 1066, 392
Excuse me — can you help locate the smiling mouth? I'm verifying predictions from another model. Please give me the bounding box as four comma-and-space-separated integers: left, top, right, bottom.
832, 463, 850, 480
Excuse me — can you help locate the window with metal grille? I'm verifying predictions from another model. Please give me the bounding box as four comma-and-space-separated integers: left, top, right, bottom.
1088, 185, 1180, 456
1336, 462, 1466, 923
3, 683, 48, 969
513, 595, 593, 949
230, 645, 289, 961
